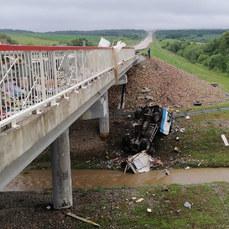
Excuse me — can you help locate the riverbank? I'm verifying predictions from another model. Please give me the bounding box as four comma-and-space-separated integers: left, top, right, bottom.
1, 183, 229, 228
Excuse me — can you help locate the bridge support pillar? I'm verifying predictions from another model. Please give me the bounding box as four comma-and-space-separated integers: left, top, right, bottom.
117, 74, 127, 109
51, 128, 72, 209
99, 91, 109, 139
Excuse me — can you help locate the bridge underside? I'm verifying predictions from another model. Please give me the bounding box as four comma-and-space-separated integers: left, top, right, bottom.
0, 59, 138, 190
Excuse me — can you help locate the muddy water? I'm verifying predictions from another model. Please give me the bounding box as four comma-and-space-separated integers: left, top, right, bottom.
3, 168, 229, 191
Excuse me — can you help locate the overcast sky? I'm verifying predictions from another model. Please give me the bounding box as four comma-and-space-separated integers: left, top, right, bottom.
1, 0, 229, 32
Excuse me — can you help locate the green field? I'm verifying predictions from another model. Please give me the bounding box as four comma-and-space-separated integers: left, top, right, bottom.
4, 32, 144, 47
189, 34, 221, 42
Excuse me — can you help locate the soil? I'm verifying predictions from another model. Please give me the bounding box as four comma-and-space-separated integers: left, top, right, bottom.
1, 56, 228, 229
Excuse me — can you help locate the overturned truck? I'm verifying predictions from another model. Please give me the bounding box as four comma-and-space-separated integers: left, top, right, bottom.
123, 105, 172, 154
123, 105, 172, 173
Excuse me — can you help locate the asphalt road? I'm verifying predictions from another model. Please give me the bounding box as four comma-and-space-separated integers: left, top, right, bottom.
134, 32, 153, 51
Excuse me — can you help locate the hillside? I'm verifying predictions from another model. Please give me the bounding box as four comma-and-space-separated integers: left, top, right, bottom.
109, 55, 227, 110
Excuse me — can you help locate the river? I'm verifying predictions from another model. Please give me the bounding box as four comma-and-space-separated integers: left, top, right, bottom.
3, 167, 229, 191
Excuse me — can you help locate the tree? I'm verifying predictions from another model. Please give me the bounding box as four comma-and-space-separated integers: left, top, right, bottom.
198, 54, 209, 64
208, 54, 227, 72
167, 41, 182, 53
204, 38, 220, 55
67, 37, 92, 46
0, 33, 18, 44
218, 31, 229, 55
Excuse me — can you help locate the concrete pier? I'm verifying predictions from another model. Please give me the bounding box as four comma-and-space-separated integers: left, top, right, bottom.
99, 91, 109, 139
51, 128, 73, 209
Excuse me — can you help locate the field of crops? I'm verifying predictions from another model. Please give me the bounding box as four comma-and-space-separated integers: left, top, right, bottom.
4, 32, 144, 47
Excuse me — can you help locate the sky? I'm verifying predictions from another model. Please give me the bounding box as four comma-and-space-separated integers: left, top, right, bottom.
1, 0, 229, 32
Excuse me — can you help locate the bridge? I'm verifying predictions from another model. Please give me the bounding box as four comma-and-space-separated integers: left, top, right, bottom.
0, 34, 152, 208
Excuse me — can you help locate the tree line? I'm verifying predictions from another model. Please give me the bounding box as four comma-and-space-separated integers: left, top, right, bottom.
161, 31, 229, 73
0, 29, 147, 36
155, 29, 228, 39
45, 29, 147, 37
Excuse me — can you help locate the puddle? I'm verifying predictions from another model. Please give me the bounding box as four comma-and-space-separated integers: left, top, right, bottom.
3, 168, 229, 191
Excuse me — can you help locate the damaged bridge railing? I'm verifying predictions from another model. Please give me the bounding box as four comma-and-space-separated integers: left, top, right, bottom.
0, 45, 135, 129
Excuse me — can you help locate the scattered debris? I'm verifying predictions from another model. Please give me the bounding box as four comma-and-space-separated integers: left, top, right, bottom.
136, 96, 145, 100
162, 186, 169, 192
46, 206, 51, 210
180, 128, 185, 132
166, 96, 176, 105
193, 100, 202, 106
184, 201, 192, 209
136, 198, 144, 203
147, 208, 152, 213
221, 134, 229, 146
198, 162, 201, 167
145, 96, 154, 101
185, 115, 190, 119
131, 197, 137, 200
175, 136, 180, 141
146, 189, 155, 195
66, 212, 100, 228
125, 151, 163, 174
126, 151, 153, 174
141, 88, 151, 93
163, 169, 170, 176
136, 95, 154, 101
174, 147, 179, 152
210, 83, 218, 87
185, 166, 191, 170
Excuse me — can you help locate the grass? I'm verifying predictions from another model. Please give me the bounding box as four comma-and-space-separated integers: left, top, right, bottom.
147, 39, 229, 94
5, 32, 143, 46
154, 110, 229, 168
69, 183, 229, 228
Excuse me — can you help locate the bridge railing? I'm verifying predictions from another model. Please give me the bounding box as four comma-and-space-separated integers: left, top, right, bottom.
0, 45, 135, 129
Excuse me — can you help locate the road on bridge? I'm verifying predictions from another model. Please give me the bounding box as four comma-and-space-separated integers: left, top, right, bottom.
134, 32, 153, 51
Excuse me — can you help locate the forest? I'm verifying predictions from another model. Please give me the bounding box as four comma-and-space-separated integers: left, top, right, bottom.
156, 30, 229, 73
155, 29, 227, 39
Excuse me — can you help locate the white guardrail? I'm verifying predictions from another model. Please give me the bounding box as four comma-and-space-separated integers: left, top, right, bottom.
0, 45, 135, 129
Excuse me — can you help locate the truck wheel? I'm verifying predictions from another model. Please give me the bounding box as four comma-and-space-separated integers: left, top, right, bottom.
122, 134, 131, 146
140, 139, 151, 151
135, 108, 142, 119
153, 112, 161, 123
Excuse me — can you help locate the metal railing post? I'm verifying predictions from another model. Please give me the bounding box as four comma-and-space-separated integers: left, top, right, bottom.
39, 52, 46, 102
